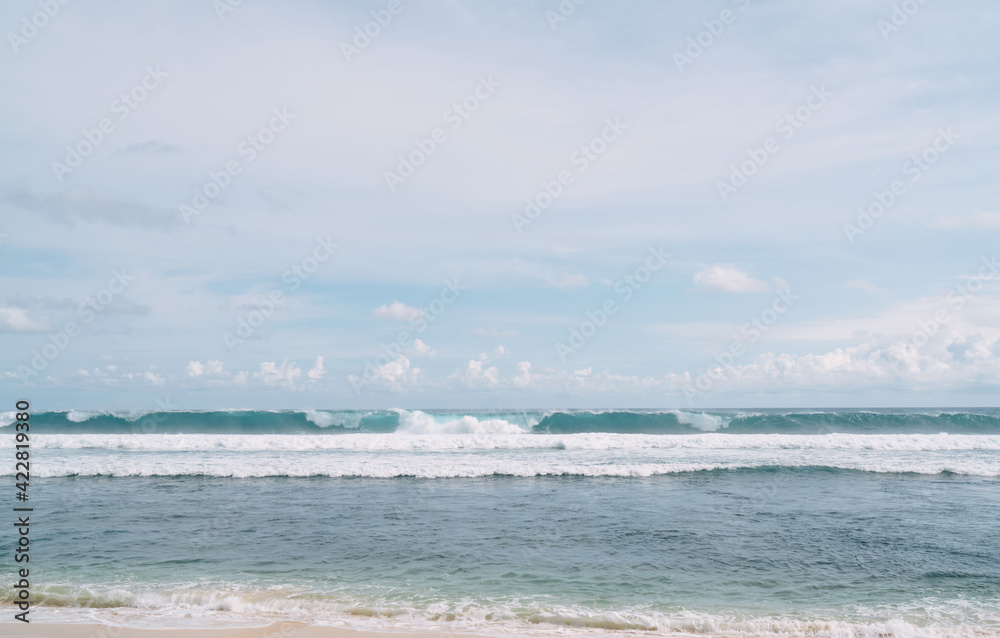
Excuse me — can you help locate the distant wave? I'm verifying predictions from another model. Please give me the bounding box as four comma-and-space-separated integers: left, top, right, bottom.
0, 409, 401, 433
6, 408, 1000, 434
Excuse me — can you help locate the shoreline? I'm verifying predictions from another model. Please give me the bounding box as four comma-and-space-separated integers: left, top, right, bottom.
0, 622, 480, 638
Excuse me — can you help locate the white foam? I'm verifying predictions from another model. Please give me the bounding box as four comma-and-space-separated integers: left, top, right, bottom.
30, 432, 1000, 452
15, 586, 1000, 638
65, 409, 154, 423
394, 409, 529, 434
16, 447, 1000, 478
65, 410, 98, 423
672, 410, 731, 431
17, 432, 1000, 478
302, 410, 337, 428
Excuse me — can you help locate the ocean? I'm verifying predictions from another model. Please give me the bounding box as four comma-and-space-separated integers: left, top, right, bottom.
3, 408, 999, 637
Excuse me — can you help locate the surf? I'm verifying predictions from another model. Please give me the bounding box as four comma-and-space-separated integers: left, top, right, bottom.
7, 408, 1000, 435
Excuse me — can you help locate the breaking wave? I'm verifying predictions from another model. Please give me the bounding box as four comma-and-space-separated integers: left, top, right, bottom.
6, 408, 1000, 434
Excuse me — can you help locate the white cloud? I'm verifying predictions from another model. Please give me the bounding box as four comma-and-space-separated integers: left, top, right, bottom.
77, 366, 116, 379
947, 333, 995, 363
0, 307, 48, 333
205, 360, 225, 374
143, 371, 165, 386
118, 368, 166, 386
446, 347, 508, 389
307, 356, 325, 380
512, 361, 535, 388
24, 325, 1000, 401
376, 356, 413, 382
344, 328, 1000, 398
373, 301, 423, 321
253, 360, 302, 387
185, 359, 227, 377
412, 339, 435, 356
693, 265, 769, 293
353, 355, 422, 392
773, 290, 1000, 343
449, 357, 500, 389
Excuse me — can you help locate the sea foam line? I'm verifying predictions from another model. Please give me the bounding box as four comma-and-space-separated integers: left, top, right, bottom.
13, 456, 1000, 478
29, 432, 1000, 452
6, 584, 1000, 638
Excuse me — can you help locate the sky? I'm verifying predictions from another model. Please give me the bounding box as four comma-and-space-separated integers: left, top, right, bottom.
1, 0, 999, 410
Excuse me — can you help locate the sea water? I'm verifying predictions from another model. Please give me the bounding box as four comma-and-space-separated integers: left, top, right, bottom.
2, 408, 999, 636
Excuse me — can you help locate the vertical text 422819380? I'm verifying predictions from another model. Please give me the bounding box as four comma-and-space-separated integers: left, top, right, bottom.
13, 399, 31, 623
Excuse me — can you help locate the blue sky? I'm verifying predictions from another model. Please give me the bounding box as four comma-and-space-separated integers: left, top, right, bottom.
1, 0, 999, 409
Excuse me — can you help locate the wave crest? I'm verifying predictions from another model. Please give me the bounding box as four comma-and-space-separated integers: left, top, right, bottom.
395, 409, 529, 434
7, 409, 1000, 435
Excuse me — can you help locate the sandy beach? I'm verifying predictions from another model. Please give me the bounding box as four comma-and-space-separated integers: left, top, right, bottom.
1, 623, 470, 638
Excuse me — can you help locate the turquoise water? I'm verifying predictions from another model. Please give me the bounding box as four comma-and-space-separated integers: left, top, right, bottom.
3, 408, 1000, 636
